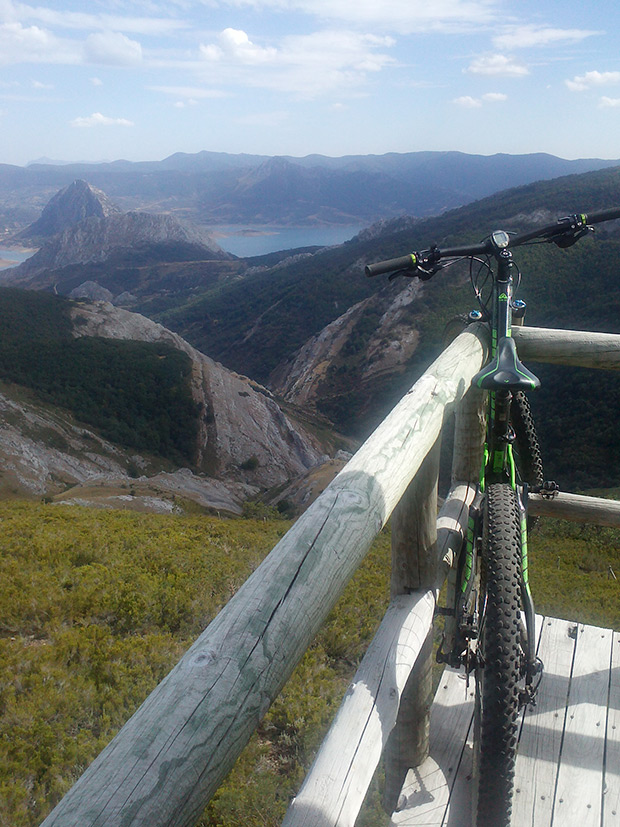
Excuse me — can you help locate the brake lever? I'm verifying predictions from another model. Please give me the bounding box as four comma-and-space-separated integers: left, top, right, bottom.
550, 226, 594, 248
388, 268, 410, 281
416, 264, 441, 280
388, 264, 442, 282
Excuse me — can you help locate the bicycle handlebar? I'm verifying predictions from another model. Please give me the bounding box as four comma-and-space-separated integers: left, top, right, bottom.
364, 206, 620, 278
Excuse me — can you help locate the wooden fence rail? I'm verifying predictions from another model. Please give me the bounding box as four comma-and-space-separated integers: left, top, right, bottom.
40, 324, 620, 827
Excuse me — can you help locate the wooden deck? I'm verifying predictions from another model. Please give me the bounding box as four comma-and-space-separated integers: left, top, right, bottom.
390, 617, 620, 826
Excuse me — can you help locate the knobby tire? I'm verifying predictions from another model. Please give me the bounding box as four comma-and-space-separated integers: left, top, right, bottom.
511, 390, 543, 489
474, 483, 522, 827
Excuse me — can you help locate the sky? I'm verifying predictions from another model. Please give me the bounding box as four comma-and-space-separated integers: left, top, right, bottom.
1, 0, 620, 166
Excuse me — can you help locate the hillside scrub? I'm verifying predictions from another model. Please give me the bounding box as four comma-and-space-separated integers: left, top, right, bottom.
0, 502, 391, 826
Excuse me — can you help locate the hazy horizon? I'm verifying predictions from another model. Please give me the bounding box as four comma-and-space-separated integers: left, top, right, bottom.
1, 1, 620, 167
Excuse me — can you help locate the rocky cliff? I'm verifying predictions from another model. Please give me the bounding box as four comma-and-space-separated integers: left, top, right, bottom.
269, 278, 425, 417
0, 381, 256, 514
68, 300, 326, 489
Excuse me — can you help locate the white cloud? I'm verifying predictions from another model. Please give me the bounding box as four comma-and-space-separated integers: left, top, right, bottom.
599, 96, 620, 108
90, 76, 103, 86
70, 112, 134, 127
493, 25, 600, 50
83, 31, 142, 66
0, 21, 78, 65
466, 54, 529, 77
200, 28, 278, 64
454, 95, 482, 108
212, 0, 496, 33
198, 28, 395, 95
8, 2, 188, 36
565, 70, 620, 92
453, 92, 506, 108
31, 79, 53, 89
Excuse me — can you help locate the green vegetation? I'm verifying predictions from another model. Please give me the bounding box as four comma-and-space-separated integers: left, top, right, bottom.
529, 513, 620, 630
1, 498, 618, 827
0, 501, 391, 827
0, 288, 199, 463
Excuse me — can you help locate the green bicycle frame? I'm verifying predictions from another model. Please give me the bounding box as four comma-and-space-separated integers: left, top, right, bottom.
457, 247, 537, 682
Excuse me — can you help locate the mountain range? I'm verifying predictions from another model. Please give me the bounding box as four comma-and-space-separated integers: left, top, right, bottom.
2, 149, 620, 232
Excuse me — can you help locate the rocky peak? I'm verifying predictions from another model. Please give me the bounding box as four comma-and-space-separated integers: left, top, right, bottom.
8, 207, 230, 280
16, 179, 120, 243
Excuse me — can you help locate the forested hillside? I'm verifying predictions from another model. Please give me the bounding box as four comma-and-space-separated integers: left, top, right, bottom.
145, 164, 620, 489
0, 289, 199, 464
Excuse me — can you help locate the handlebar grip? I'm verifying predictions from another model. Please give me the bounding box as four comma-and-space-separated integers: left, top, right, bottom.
365, 253, 418, 277
585, 206, 620, 225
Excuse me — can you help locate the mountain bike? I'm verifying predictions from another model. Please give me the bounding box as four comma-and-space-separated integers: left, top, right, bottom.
365, 206, 620, 826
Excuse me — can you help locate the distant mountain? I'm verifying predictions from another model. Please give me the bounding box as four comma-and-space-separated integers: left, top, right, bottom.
2, 150, 620, 231
3, 181, 232, 292
14, 179, 120, 244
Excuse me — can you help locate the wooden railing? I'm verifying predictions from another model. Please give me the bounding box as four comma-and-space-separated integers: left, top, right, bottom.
41, 325, 620, 827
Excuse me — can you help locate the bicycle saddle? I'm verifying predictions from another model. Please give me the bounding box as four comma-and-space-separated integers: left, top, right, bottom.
473, 336, 540, 391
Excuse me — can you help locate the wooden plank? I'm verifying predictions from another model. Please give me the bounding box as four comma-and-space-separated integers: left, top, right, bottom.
513, 326, 620, 371
390, 667, 474, 827
41, 326, 488, 827
529, 492, 620, 527
282, 590, 436, 827
513, 616, 576, 826
552, 624, 613, 826
603, 631, 620, 826
440, 694, 474, 827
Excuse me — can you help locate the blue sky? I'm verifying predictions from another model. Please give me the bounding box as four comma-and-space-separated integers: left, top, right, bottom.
1, 0, 620, 166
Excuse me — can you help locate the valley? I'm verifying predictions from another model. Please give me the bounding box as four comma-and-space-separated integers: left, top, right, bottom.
1, 158, 620, 506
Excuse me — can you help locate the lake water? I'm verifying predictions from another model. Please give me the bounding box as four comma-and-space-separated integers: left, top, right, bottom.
0, 248, 34, 269
0, 224, 366, 269
212, 225, 364, 257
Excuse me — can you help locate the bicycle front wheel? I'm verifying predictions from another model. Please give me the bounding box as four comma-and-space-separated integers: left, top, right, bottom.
474, 483, 522, 827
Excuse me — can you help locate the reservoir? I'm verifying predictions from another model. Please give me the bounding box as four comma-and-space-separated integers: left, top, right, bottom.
212, 225, 364, 257
0, 248, 34, 269
0, 224, 366, 269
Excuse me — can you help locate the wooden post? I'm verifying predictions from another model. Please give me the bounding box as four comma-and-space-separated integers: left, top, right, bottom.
383, 438, 440, 814
439, 381, 486, 671
451, 383, 486, 485
40, 326, 487, 827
